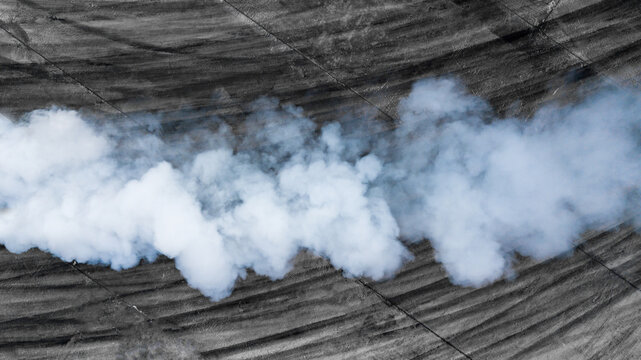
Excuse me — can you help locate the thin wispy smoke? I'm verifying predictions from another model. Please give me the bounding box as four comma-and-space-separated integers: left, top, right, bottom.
0, 78, 639, 299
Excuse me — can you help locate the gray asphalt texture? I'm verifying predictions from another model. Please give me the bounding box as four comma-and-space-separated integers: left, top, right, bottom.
1, 1, 641, 359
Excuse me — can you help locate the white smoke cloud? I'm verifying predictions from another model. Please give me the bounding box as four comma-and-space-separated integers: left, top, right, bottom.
0, 78, 639, 299
379, 78, 641, 286
0, 100, 409, 300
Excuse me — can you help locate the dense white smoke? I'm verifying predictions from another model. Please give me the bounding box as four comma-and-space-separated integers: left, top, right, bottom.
0, 99, 409, 300
0, 78, 639, 299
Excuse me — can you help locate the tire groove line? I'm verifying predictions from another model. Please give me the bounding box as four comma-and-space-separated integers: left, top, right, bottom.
0, 23, 128, 117
356, 279, 474, 359
220, 0, 398, 124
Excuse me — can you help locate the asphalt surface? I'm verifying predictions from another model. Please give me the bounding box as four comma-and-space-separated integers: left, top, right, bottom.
1, 1, 641, 359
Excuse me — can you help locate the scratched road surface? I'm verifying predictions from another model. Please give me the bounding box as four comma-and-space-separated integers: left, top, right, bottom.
1, 1, 641, 359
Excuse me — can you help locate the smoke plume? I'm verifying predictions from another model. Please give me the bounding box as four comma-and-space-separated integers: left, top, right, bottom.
0, 78, 639, 299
